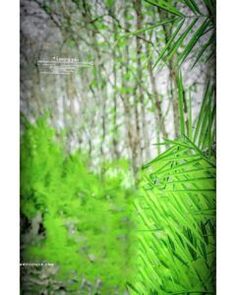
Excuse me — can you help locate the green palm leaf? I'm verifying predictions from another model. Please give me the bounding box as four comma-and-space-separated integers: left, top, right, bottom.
145, 0, 216, 69
145, 0, 184, 17
178, 18, 211, 66
133, 137, 216, 294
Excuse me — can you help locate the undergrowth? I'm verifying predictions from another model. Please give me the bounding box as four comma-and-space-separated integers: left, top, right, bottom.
20, 116, 137, 294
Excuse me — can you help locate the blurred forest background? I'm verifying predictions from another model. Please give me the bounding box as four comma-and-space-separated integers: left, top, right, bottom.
21, 0, 215, 176
20, 0, 216, 294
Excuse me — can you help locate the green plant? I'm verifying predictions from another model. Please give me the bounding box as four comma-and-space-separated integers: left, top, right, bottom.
20, 116, 137, 294
132, 136, 215, 294
130, 76, 216, 294
146, 0, 216, 69
20, 1, 216, 293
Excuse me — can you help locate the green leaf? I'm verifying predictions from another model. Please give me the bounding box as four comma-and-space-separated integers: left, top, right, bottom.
136, 136, 216, 293
178, 19, 210, 65
145, 0, 185, 17
177, 70, 185, 136
153, 19, 185, 68
187, 89, 193, 140
120, 17, 177, 39
193, 82, 215, 151
181, 0, 202, 15
191, 33, 215, 69
126, 282, 140, 294
202, 0, 216, 16
105, 0, 114, 8
164, 18, 198, 65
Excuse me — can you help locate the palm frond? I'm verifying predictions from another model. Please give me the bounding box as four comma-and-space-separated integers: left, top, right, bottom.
133, 137, 216, 294
193, 82, 216, 152
177, 69, 185, 136
132, 66, 216, 292
175, 70, 215, 153
145, 0, 184, 17
144, 0, 216, 69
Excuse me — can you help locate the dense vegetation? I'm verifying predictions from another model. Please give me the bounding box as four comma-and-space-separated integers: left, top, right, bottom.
131, 75, 216, 294
20, 0, 216, 294
21, 116, 137, 294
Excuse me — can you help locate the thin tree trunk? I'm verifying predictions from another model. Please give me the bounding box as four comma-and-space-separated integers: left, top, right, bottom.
112, 12, 119, 160
133, 0, 150, 163
146, 41, 168, 140
158, 9, 180, 137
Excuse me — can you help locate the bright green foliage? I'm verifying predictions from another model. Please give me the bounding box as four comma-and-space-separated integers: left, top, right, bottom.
20, 117, 137, 294
20, 0, 216, 293
130, 76, 216, 294
132, 137, 216, 294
